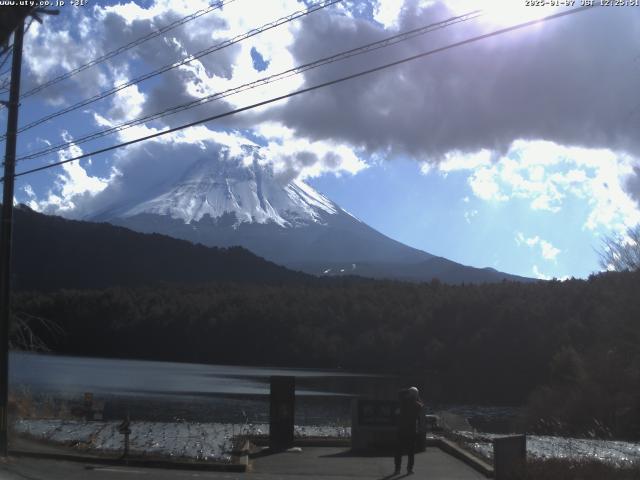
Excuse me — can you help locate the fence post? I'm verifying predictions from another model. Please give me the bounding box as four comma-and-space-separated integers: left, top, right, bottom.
269, 376, 295, 451
118, 414, 131, 462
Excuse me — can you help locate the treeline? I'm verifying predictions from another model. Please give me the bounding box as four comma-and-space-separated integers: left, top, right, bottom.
12, 271, 640, 438
11, 205, 309, 291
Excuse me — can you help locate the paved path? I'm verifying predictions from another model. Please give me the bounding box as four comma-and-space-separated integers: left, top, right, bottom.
0, 447, 487, 479
251, 446, 487, 479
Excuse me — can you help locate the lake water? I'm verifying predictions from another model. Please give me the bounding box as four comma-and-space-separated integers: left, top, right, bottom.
10, 351, 377, 397
5, 353, 522, 427
8, 352, 392, 423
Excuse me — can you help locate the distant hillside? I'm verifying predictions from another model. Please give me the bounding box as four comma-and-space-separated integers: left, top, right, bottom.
10, 206, 309, 291
93, 150, 532, 284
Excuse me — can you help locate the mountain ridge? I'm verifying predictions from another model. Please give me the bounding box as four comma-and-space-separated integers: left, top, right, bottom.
89, 147, 531, 284
10, 205, 311, 291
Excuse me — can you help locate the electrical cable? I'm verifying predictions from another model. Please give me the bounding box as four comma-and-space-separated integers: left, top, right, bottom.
19, 0, 236, 99
5, 0, 342, 139
2, 5, 596, 182
0, 46, 12, 75
14, 10, 482, 163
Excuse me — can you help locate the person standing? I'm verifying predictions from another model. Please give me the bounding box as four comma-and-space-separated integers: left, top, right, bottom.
394, 386, 424, 475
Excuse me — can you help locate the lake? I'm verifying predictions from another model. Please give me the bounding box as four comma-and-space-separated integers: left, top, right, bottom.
8, 351, 392, 423
9, 351, 379, 396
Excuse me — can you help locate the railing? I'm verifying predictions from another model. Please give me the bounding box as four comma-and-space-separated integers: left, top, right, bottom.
7, 387, 353, 463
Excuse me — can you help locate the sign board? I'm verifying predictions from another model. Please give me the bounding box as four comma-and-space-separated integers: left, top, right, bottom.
352, 398, 427, 452
352, 399, 397, 452
358, 400, 398, 426
269, 376, 295, 450
494, 435, 526, 480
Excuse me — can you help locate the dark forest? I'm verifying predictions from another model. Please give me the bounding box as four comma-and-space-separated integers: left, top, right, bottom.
12, 269, 640, 439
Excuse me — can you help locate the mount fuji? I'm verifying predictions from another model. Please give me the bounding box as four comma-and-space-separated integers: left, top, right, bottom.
91, 146, 529, 283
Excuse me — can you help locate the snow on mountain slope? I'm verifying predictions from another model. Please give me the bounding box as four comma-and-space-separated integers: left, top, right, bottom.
120, 150, 339, 228
93, 146, 530, 283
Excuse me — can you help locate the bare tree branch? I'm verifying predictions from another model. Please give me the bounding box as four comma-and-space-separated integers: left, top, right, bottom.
599, 225, 640, 272
9, 311, 63, 352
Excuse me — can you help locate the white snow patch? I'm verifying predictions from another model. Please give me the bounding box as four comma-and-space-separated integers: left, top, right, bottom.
455, 431, 640, 467
13, 419, 350, 462
121, 152, 341, 228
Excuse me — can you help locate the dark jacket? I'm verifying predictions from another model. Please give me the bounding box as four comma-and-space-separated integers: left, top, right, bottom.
397, 397, 423, 436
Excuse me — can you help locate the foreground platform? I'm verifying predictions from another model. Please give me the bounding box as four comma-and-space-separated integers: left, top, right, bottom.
0, 446, 488, 479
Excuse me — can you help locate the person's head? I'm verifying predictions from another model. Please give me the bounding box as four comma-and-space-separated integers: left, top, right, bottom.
407, 386, 419, 400
399, 386, 419, 401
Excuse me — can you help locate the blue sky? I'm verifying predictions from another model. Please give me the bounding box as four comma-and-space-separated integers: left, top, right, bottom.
309, 155, 605, 279
2, 0, 640, 280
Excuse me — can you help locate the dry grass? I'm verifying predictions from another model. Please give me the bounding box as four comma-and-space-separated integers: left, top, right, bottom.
7, 387, 69, 420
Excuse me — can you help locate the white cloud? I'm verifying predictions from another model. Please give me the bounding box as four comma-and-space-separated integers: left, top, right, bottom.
22, 185, 36, 199
22, 185, 39, 211
105, 71, 146, 123
468, 167, 508, 202
438, 149, 493, 174
463, 209, 477, 224
516, 232, 560, 262
540, 240, 560, 261
372, 0, 404, 28
257, 122, 368, 181
532, 265, 550, 280
427, 140, 640, 233
419, 162, 433, 175
158, 0, 303, 113
532, 265, 570, 281
28, 132, 117, 216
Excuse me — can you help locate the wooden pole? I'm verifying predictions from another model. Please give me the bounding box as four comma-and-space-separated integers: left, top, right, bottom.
0, 19, 24, 456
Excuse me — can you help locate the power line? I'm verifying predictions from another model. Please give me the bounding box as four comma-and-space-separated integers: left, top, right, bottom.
0, 46, 12, 76
0, 46, 13, 90
0, 19, 40, 97
3, 5, 596, 182
19, 0, 235, 100
4, 0, 342, 139
0, 45, 13, 95
14, 10, 483, 163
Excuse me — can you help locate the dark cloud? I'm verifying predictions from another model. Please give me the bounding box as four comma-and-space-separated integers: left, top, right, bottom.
20, 0, 640, 214
99, 6, 243, 126
22, 9, 109, 101
271, 148, 346, 184
626, 166, 640, 204
263, 2, 640, 160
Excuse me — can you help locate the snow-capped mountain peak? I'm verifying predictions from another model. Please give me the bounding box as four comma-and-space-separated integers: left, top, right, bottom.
93, 145, 528, 283
119, 150, 338, 228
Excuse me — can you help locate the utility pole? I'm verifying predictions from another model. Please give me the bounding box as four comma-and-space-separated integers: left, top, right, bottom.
0, 19, 24, 457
